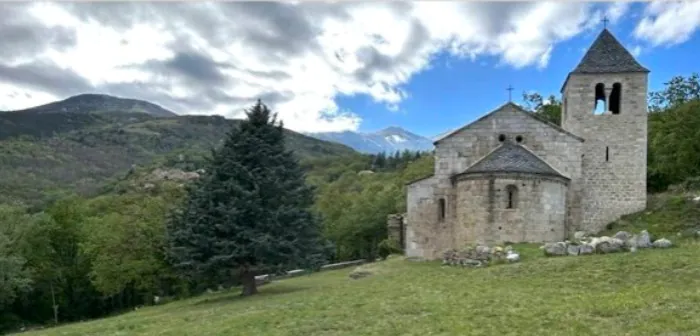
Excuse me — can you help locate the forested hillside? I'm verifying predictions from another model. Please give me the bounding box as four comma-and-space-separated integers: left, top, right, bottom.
0, 108, 355, 208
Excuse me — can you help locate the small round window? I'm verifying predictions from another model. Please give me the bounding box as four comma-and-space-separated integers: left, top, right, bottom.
515, 135, 523, 143
498, 134, 506, 142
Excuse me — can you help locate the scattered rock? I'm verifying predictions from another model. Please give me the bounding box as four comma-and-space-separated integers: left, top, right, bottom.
442, 245, 520, 267
567, 244, 580, 256
693, 196, 700, 202
574, 231, 589, 241
462, 259, 483, 267
542, 229, 674, 257
652, 238, 673, 249
506, 251, 520, 263
543, 242, 568, 256
595, 237, 624, 254
613, 231, 632, 242
579, 244, 595, 255
636, 230, 653, 248
475, 245, 491, 254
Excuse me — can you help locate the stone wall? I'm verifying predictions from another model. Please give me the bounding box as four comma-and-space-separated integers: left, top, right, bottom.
405, 176, 454, 259
386, 214, 405, 249
404, 104, 586, 260
433, 103, 584, 230
454, 173, 568, 246
561, 72, 648, 233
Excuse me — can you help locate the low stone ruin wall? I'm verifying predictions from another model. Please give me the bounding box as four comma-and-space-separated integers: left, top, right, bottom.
442, 245, 521, 267
541, 230, 673, 257
255, 259, 366, 285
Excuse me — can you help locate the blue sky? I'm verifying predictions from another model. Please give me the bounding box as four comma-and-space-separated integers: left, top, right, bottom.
339, 3, 700, 138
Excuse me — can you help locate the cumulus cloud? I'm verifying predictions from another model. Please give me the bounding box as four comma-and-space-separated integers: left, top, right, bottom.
0, 2, 627, 132
634, 1, 700, 47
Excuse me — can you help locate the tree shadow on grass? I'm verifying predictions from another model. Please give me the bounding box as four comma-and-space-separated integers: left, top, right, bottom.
192, 284, 312, 307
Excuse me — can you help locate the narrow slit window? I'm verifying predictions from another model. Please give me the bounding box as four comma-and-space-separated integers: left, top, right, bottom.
438, 198, 446, 221
594, 83, 606, 115
506, 185, 518, 209
605, 146, 609, 162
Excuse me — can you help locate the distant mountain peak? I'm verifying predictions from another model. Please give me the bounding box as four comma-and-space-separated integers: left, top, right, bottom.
378, 126, 407, 133
306, 126, 434, 154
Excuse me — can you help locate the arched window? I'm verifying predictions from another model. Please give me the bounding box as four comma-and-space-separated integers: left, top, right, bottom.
438, 198, 446, 221
593, 83, 606, 114
506, 185, 518, 209
610, 83, 621, 114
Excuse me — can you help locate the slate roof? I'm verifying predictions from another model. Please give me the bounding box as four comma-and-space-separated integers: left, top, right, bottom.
572, 29, 649, 74
458, 142, 567, 179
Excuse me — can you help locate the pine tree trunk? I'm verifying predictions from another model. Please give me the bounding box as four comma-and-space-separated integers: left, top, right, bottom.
239, 266, 258, 297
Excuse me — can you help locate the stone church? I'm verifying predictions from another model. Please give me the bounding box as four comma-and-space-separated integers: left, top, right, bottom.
405, 28, 649, 260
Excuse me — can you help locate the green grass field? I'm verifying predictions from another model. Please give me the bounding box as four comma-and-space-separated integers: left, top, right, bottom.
18, 241, 700, 336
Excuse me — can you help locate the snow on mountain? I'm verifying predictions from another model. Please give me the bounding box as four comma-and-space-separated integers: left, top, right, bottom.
386, 134, 407, 143
306, 126, 434, 154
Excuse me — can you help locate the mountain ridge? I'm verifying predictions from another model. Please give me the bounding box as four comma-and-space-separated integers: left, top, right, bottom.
307, 126, 434, 154
0, 95, 358, 207
3, 93, 177, 117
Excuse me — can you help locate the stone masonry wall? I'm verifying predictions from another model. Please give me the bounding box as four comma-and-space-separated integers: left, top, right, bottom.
434, 104, 584, 230
406, 104, 586, 260
386, 214, 405, 249
455, 174, 568, 246
561, 73, 647, 233
405, 177, 453, 259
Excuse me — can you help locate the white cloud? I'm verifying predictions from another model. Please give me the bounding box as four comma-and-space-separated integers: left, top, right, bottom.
634, 1, 700, 46
630, 45, 643, 57
0, 2, 627, 132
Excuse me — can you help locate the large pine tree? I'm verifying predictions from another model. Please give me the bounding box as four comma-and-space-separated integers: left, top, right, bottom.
166, 100, 328, 296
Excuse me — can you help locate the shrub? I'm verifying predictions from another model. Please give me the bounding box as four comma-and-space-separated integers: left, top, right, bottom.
377, 239, 402, 260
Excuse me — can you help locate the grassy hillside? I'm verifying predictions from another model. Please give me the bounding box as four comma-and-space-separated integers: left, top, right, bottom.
16, 242, 700, 336
0, 111, 356, 207
604, 186, 700, 238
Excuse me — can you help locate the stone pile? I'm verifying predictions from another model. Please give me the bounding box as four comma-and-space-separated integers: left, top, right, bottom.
442, 245, 520, 267
542, 230, 673, 257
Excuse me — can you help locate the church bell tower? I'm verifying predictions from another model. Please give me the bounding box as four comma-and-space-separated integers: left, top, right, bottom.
560, 28, 649, 232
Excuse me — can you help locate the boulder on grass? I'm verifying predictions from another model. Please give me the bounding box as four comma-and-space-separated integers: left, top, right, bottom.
613, 231, 632, 242
506, 251, 520, 263
652, 238, 673, 249
596, 237, 625, 254
543, 242, 568, 256
634, 230, 653, 249
567, 245, 580, 256
579, 244, 595, 255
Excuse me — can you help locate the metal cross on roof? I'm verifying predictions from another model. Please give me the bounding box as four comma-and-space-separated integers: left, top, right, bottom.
602, 16, 609, 29
507, 85, 514, 102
